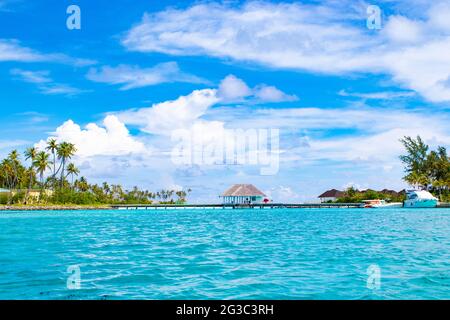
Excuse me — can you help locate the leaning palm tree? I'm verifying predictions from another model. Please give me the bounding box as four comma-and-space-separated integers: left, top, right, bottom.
33, 151, 51, 191
24, 147, 38, 203
56, 142, 77, 188
65, 163, 80, 188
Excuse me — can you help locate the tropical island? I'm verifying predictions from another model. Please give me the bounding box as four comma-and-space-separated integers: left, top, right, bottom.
0, 135, 449, 209
0, 139, 190, 209
319, 136, 449, 204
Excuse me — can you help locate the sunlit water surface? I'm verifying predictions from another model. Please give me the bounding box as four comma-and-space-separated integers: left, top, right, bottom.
0, 208, 449, 299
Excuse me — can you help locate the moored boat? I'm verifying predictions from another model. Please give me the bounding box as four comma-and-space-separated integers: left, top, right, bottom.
404, 190, 438, 208
362, 199, 403, 208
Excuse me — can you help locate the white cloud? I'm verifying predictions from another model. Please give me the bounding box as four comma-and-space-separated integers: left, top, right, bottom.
218, 74, 252, 100
36, 115, 146, 158
122, 1, 450, 102
115, 89, 219, 135
0, 39, 45, 62
342, 182, 363, 191
10, 68, 84, 96
86, 62, 206, 90
10, 69, 51, 83
0, 39, 95, 66
338, 89, 416, 100
218, 74, 297, 102
15, 111, 49, 124
383, 16, 423, 43
122, 2, 372, 73
264, 185, 301, 203
254, 84, 298, 102
114, 74, 296, 139
113, 80, 449, 175
427, 2, 450, 32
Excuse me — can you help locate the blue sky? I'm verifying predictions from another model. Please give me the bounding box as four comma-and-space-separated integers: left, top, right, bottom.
1, 0, 450, 202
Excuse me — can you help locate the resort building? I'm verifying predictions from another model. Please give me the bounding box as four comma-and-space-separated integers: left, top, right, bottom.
221, 184, 268, 204
0, 189, 53, 203
318, 189, 345, 203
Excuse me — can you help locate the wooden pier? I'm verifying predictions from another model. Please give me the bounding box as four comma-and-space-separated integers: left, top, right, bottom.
111, 203, 364, 210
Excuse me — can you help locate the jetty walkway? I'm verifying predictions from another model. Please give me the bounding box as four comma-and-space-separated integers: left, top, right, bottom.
111, 203, 364, 210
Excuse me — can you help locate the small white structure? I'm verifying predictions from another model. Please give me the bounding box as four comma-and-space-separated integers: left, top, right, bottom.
221, 184, 267, 205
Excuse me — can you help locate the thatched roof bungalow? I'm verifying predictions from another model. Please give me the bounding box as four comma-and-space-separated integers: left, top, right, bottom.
318, 189, 345, 203
221, 184, 267, 204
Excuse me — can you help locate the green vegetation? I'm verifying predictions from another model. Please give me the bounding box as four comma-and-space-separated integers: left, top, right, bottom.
335, 187, 405, 203
0, 141, 191, 206
399, 136, 450, 202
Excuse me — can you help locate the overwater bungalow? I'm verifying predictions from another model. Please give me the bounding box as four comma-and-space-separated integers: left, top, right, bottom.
220, 184, 267, 205
318, 189, 345, 203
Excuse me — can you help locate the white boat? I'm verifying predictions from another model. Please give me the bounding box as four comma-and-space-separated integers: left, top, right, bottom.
362, 199, 403, 208
404, 190, 438, 208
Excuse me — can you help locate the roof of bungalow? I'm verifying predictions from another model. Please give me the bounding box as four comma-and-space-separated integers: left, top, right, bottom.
318, 189, 345, 198
222, 184, 266, 197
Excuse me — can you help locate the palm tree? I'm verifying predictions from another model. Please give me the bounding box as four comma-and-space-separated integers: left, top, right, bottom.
77, 176, 89, 192
56, 142, 77, 188
7, 150, 20, 190
46, 139, 58, 179
1, 156, 17, 205
33, 151, 51, 190
65, 163, 80, 188
24, 147, 38, 203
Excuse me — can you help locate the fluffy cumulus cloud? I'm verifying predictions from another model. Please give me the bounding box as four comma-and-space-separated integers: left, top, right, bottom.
115, 88, 220, 135
115, 74, 296, 136
36, 115, 146, 158
218, 75, 297, 102
218, 75, 252, 101
112, 84, 450, 180
122, 1, 450, 102
86, 62, 206, 90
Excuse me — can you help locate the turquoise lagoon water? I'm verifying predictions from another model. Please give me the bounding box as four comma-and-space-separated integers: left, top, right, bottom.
0, 208, 449, 300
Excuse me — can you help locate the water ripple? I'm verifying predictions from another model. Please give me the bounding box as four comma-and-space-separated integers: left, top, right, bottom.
0, 208, 449, 299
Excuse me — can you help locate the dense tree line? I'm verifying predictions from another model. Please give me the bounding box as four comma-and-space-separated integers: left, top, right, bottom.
335, 187, 406, 203
0, 141, 191, 205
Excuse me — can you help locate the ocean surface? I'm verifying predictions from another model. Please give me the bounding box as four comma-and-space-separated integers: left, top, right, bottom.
0, 208, 449, 300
